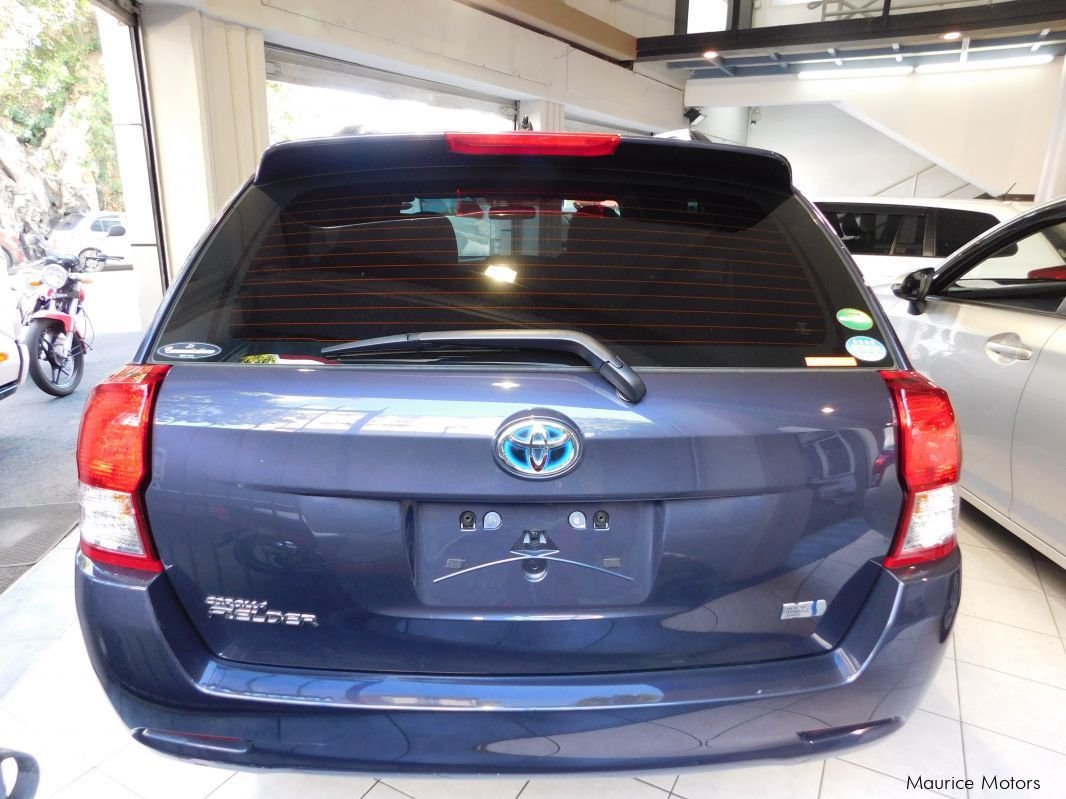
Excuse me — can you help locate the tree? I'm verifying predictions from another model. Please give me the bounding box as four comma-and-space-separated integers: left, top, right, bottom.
0, 0, 122, 209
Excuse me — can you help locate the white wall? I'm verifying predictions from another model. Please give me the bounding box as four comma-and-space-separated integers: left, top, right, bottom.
744, 103, 978, 198
565, 0, 674, 37
139, 0, 685, 269
686, 0, 728, 33
179, 0, 684, 132
751, 0, 990, 28
752, 0, 820, 28
686, 59, 1064, 196
691, 106, 748, 146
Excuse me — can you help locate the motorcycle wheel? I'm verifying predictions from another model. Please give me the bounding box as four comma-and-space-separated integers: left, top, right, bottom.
26, 319, 84, 397
79, 247, 103, 271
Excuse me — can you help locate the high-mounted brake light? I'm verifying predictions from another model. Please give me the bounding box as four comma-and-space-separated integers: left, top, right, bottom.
77, 364, 170, 573
445, 132, 621, 157
881, 370, 961, 569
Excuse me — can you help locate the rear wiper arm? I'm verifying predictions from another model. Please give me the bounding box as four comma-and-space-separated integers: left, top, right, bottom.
322, 329, 646, 403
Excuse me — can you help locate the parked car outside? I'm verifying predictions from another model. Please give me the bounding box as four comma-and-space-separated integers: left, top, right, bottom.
47, 211, 131, 267
816, 197, 1032, 287
75, 133, 961, 774
879, 196, 1066, 569
0, 328, 27, 401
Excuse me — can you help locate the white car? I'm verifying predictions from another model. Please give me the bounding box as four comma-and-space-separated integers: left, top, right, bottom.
816, 197, 1032, 287
0, 328, 27, 401
46, 211, 131, 266
877, 197, 1066, 568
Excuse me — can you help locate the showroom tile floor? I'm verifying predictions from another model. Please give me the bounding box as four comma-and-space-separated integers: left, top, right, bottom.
1, 505, 1063, 799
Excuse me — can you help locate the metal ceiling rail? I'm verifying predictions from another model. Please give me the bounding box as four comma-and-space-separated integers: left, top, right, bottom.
636, 0, 1066, 61
666, 31, 1064, 69
670, 31, 1066, 78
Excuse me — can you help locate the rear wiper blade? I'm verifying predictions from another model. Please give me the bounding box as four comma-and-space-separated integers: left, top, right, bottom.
322, 329, 647, 403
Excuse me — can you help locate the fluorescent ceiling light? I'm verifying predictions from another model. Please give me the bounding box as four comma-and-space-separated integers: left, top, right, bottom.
702, 50, 719, 59
798, 66, 913, 80
940, 31, 962, 41
916, 54, 1054, 73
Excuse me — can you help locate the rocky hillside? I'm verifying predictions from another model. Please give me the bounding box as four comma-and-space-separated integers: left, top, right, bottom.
0, 0, 121, 239
0, 92, 103, 235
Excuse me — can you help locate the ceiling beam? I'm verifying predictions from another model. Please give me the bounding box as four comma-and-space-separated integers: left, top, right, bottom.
636, 0, 1066, 61
463, 0, 636, 61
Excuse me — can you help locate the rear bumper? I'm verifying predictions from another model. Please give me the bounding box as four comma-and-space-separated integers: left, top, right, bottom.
74, 548, 960, 775
0, 341, 27, 400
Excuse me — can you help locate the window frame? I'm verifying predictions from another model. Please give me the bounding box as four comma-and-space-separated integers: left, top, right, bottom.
929, 208, 1066, 318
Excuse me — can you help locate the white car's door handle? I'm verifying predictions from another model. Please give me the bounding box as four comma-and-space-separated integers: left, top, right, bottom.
985, 341, 1033, 361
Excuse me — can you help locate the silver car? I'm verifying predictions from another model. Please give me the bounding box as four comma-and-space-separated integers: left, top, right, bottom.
0, 328, 27, 401
878, 197, 1066, 569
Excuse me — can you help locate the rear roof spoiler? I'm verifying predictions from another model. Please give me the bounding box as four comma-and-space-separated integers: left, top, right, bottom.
253, 133, 793, 194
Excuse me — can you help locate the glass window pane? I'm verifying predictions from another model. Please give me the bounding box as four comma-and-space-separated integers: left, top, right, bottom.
825, 211, 922, 256
935, 210, 999, 258
954, 221, 1066, 285
154, 165, 882, 369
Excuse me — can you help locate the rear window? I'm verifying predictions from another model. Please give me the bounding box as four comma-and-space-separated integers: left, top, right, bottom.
153, 165, 889, 369
89, 216, 122, 233
819, 207, 926, 257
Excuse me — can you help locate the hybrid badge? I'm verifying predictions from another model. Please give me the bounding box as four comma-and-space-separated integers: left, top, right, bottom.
495, 417, 581, 479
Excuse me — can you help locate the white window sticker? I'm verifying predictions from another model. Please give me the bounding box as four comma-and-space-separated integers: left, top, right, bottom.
844, 336, 888, 363
156, 342, 222, 360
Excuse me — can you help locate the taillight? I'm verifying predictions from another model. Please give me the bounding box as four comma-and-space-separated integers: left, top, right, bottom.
445, 132, 621, 157
77, 364, 170, 572
881, 370, 961, 569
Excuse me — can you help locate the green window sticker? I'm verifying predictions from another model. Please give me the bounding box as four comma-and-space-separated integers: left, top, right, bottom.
836, 308, 874, 331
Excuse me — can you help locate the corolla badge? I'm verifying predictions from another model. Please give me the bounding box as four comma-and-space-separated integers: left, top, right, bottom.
495, 417, 581, 479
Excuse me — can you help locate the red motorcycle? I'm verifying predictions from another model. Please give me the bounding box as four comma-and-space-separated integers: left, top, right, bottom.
17, 233, 121, 396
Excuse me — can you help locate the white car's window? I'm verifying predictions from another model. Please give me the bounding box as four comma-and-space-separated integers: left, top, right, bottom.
945, 220, 1066, 314
934, 209, 1001, 258
820, 208, 926, 256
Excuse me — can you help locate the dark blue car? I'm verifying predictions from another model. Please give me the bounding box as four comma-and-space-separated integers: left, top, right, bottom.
74, 132, 962, 774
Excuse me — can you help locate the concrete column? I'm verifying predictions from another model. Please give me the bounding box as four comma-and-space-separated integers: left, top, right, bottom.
141, 6, 268, 274
1037, 58, 1066, 202
96, 10, 164, 330
518, 99, 566, 132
